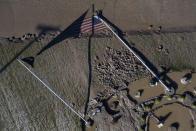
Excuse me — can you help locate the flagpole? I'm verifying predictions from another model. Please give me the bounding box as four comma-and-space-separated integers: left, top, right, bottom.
17, 59, 89, 125
94, 16, 170, 92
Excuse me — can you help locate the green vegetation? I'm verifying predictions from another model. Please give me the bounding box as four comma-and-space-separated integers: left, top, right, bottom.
139, 128, 144, 131
155, 98, 161, 104
178, 95, 185, 102
167, 95, 173, 101
111, 118, 118, 124
192, 102, 196, 109
140, 116, 145, 121
145, 106, 151, 111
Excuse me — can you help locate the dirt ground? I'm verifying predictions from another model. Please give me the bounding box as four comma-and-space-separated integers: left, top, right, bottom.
1, 0, 196, 130
129, 72, 196, 103
1, 0, 196, 36
129, 72, 196, 131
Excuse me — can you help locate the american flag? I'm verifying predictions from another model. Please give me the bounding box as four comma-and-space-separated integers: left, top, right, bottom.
72, 16, 107, 34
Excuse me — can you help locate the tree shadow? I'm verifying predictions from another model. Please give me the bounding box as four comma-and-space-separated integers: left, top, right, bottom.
0, 25, 59, 73
183, 73, 192, 79
36, 9, 89, 56
101, 99, 120, 116
171, 122, 179, 129
97, 10, 169, 87
112, 115, 122, 122
157, 68, 178, 92
96, 11, 195, 93
96, 10, 126, 40
121, 88, 138, 104
183, 91, 196, 99
160, 112, 172, 123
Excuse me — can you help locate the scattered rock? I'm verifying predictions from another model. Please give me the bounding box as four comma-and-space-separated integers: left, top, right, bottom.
181, 73, 192, 84
110, 101, 119, 109
148, 25, 153, 30
164, 49, 169, 55
158, 45, 163, 51
135, 90, 141, 98
94, 48, 151, 89
168, 126, 177, 131
184, 93, 194, 105
157, 122, 164, 128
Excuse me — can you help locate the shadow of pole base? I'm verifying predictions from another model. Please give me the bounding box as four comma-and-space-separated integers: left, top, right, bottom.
85, 118, 94, 127
165, 87, 175, 96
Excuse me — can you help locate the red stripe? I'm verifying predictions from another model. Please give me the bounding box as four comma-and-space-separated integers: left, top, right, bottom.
81, 24, 105, 32
82, 17, 92, 22
83, 26, 107, 33
81, 24, 106, 33
81, 22, 92, 28
81, 23, 104, 32
81, 20, 92, 26
81, 23, 103, 30
81, 26, 107, 33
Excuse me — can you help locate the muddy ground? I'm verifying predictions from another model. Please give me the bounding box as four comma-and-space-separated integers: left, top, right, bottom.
1, 0, 196, 131
0, 30, 196, 130
1, 0, 196, 36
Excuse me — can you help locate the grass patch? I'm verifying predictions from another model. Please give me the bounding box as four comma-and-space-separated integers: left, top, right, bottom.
178, 95, 185, 102
192, 102, 196, 109
167, 95, 173, 101
155, 98, 161, 104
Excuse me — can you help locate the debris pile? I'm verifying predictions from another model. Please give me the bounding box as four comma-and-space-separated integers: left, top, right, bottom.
94, 47, 151, 89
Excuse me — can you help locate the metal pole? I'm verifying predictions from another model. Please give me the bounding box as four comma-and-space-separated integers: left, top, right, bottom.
17, 59, 89, 124
95, 16, 170, 92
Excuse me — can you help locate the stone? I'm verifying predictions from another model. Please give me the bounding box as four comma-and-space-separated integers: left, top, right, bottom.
164, 49, 169, 55
157, 26, 162, 32
135, 91, 141, 98
158, 45, 163, 51
168, 126, 177, 131
148, 25, 153, 30
194, 87, 196, 94
157, 122, 164, 128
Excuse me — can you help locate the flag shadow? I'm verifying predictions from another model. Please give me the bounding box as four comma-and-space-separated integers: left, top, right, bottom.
36, 9, 89, 56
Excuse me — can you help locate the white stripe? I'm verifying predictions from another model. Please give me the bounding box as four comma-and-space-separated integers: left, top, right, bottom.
81, 24, 105, 32
81, 23, 103, 31
81, 25, 106, 33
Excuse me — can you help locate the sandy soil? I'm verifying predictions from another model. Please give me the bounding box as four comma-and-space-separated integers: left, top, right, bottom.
129, 72, 196, 102
0, 38, 90, 130
1, 0, 196, 36
129, 71, 196, 131
1, 1, 196, 128
150, 104, 192, 131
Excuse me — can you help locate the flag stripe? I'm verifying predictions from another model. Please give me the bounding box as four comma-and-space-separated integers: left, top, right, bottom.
81, 25, 107, 33
68, 16, 107, 34
82, 26, 107, 33
81, 23, 105, 32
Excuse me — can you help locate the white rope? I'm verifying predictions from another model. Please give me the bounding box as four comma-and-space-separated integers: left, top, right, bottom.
95, 16, 170, 92
17, 59, 88, 124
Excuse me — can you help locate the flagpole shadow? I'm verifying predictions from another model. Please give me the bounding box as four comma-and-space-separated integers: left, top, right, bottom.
0, 25, 59, 73
81, 4, 95, 131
